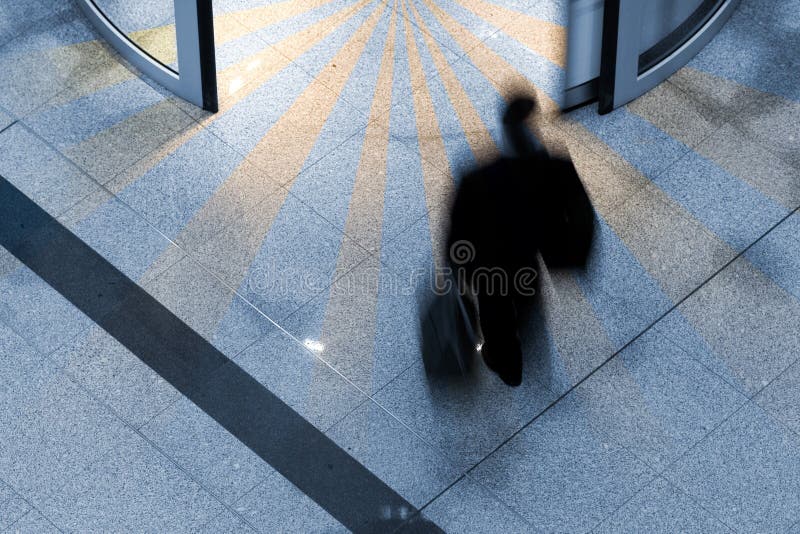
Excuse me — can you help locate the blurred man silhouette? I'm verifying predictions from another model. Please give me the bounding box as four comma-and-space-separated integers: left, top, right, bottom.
443, 96, 594, 386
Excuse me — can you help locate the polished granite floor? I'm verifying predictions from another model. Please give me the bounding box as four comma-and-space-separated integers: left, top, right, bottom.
1, 0, 799, 532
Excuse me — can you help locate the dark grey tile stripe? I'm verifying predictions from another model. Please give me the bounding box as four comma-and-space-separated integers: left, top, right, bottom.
0, 176, 442, 533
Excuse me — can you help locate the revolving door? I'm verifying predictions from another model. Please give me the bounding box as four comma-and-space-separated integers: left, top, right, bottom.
565, 0, 741, 112
77, 0, 218, 111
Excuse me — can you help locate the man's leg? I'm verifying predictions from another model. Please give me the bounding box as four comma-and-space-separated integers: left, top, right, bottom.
477, 293, 522, 386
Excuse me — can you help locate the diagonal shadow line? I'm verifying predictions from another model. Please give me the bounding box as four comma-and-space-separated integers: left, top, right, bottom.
0, 176, 442, 533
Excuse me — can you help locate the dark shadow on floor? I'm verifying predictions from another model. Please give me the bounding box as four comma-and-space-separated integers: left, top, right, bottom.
0, 176, 442, 534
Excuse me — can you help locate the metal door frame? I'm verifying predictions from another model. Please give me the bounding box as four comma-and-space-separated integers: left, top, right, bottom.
78, 0, 218, 112
598, 0, 740, 113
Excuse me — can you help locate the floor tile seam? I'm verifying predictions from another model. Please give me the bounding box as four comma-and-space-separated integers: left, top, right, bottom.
0, 468, 67, 533
278, 156, 436, 273
101, 106, 367, 268
580, 402, 753, 534
160, 249, 396, 410
282, 0, 392, 95
291, 64, 374, 123
0, 22, 35, 51
652, 398, 800, 533
0, 120, 18, 136
242, 0, 371, 52
720, 79, 795, 131
386, 23, 476, 111
451, 291, 689, 477
130, 330, 273, 433
38, 353, 263, 533
373, 218, 441, 271
667, 72, 800, 172
0, 1, 80, 60
749, 377, 800, 444
4, 96, 792, 520
662, 476, 739, 533
274, 252, 377, 324
414, 0, 544, 64
90, 36, 175, 101
298, 1, 431, 119
457, 470, 537, 526
87, 88, 207, 179
391, 474, 465, 531
649, 201, 800, 343
275, 122, 368, 186
662, 68, 776, 132
262, 251, 477, 433
656, 327, 756, 397
2, 509, 34, 533
1, 35, 105, 118
252, 116, 370, 187
354, 359, 419, 401
571, 105, 734, 211
583, 471, 662, 534
219, 468, 282, 526
461, 0, 560, 61
385, 128, 455, 180
403, 0, 469, 60
661, 76, 738, 133
246, 0, 390, 78
729, 117, 800, 176
0, 119, 261, 311
0, 312, 58, 366
652, 398, 751, 478
8, 146, 425, 530
124, 336, 385, 522
622, 389, 750, 478
0, 115, 228, 328
596, 133, 795, 272
216, 393, 372, 512
580, 203, 800, 399
0, 102, 14, 120
0, 476, 32, 511
645, 100, 729, 153
589, 473, 738, 534
357, 392, 500, 481
457, 226, 773, 482
649, 90, 800, 197
751, 353, 800, 406
6, 118, 146, 220
409, 0, 562, 74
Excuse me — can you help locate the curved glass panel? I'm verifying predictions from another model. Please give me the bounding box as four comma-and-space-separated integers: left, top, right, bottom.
598, 0, 739, 112
565, 0, 739, 112
90, 1, 178, 71
77, 0, 218, 111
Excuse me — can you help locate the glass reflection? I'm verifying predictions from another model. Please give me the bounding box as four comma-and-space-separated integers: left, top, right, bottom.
91, 0, 178, 70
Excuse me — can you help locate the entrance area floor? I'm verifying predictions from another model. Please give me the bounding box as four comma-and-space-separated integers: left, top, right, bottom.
0, 0, 799, 531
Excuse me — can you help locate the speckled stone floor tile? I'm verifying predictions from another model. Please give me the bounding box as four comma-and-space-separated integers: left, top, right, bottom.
421, 477, 533, 532
471, 393, 656, 532
4, 0, 800, 530
666, 402, 800, 533
594, 477, 733, 533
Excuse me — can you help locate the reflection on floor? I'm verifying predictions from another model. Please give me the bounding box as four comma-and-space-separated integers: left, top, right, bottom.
0, 0, 799, 531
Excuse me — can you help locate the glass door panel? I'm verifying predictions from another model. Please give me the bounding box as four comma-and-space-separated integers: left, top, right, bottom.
91, 0, 179, 70
78, 0, 217, 111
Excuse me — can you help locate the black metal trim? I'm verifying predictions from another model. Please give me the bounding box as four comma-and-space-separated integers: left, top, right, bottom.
563, 77, 599, 112
598, 0, 621, 115
638, 0, 724, 73
88, 0, 179, 75
196, 0, 218, 113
